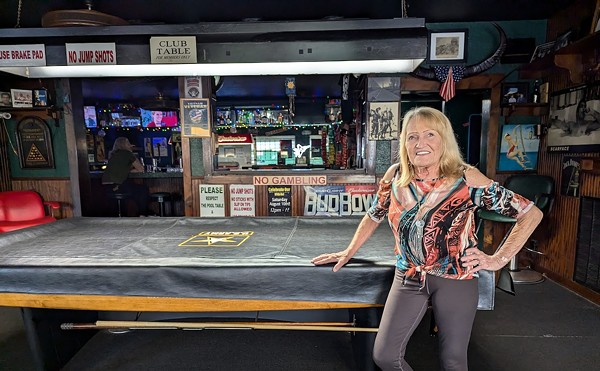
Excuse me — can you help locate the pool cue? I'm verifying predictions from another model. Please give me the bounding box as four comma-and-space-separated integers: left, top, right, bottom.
61, 320, 379, 332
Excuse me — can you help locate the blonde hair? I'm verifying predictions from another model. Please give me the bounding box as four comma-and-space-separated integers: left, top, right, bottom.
109, 137, 133, 158
397, 106, 470, 186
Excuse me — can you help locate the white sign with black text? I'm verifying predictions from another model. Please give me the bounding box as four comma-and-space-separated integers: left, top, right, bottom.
150, 36, 197, 64
200, 184, 225, 217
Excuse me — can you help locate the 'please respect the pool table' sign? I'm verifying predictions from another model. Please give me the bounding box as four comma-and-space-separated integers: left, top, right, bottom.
200, 185, 225, 217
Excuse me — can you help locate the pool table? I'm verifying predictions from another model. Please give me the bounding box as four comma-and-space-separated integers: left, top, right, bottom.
0, 217, 397, 370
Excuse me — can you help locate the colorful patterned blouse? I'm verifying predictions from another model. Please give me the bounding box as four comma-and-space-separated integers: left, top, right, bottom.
367, 176, 533, 280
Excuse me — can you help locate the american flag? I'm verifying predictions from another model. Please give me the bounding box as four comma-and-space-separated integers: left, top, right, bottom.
434, 66, 464, 102
440, 67, 455, 101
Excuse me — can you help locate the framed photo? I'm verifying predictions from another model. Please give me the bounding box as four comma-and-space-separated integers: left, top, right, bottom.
180, 98, 211, 138
427, 29, 468, 63
33, 89, 48, 107
497, 124, 540, 172
500, 83, 529, 106
10, 89, 33, 108
368, 102, 399, 141
547, 83, 600, 153
0, 91, 12, 107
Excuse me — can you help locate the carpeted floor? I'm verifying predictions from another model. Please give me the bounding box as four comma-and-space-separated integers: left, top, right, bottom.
1, 279, 599, 370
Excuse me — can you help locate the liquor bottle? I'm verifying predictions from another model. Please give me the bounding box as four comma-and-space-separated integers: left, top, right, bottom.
531, 80, 541, 103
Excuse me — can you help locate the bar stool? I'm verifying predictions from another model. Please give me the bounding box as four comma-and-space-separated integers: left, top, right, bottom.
107, 191, 132, 217
150, 192, 172, 217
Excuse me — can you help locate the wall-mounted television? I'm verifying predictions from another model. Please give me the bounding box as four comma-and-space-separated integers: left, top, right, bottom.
140, 109, 179, 127
111, 113, 141, 127
83, 106, 97, 128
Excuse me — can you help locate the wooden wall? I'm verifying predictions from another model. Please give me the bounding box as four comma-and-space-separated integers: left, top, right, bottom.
530, 0, 600, 303
11, 178, 74, 218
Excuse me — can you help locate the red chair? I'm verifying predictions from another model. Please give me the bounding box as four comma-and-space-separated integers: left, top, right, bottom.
0, 190, 61, 233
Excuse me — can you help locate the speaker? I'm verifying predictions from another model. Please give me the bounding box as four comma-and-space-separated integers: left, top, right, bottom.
500, 38, 536, 64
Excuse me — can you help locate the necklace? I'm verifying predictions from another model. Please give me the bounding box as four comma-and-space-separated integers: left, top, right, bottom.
410, 178, 444, 242
414, 175, 445, 182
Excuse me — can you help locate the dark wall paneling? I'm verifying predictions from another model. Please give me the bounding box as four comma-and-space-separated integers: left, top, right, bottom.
11, 179, 73, 218
575, 197, 600, 292
530, 0, 600, 304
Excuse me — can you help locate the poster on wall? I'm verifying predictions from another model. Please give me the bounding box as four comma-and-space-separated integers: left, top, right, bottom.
16, 116, 54, 169
180, 98, 211, 137
200, 184, 225, 217
303, 184, 377, 217
367, 77, 401, 102
230, 184, 255, 216
547, 83, 600, 153
267, 186, 292, 216
497, 124, 540, 172
560, 157, 581, 197
368, 102, 399, 141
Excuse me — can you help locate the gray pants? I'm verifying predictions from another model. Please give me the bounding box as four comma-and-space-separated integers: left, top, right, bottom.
373, 270, 479, 371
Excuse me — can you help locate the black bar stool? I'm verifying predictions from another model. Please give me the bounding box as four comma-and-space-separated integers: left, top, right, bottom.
107, 191, 132, 217
150, 192, 172, 217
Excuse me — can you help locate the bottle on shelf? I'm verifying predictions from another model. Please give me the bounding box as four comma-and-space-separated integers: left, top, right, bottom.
531, 80, 541, 103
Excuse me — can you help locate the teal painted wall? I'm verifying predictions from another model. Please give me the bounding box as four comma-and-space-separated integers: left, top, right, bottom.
426, 20, 547, 83
5, 81, 70, 178
5, 116, 70, 178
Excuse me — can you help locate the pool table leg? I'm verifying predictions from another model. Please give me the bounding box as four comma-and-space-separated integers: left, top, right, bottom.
21, 308, 98, 371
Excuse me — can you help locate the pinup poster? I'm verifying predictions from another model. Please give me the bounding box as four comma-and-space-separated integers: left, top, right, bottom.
560, 157, 581, 197
547, 83, 600, 153
497, 124, 540, 172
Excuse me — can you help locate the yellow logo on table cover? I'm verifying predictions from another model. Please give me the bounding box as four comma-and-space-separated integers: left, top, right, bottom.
179, 231, 253, 247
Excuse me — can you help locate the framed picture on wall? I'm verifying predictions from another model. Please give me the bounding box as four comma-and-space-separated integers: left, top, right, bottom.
16, 116, 55, 169
427, 29, 468, 63
367, 76, 401, 101
180, 98, 211, 138
497, 124, 540, 172
367, 102, 399, 141
0, 91, 12, 107
560, 157, 581, 197
547, 83, 600, 152
500, 82, 529, 106
10, 89, 33, 108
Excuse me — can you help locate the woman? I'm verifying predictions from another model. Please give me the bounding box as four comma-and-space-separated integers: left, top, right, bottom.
504, 126, 530, 170
312, 107, 542, 370
102, 137, 150, 216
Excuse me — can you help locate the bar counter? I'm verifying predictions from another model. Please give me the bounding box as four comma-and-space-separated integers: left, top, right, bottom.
89, 171, 184, 217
